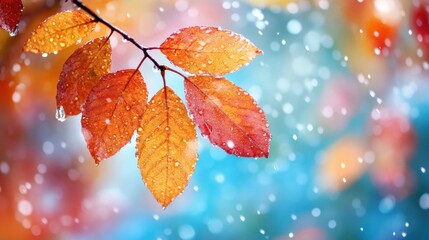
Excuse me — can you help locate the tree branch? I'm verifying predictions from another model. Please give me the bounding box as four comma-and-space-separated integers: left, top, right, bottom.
71, 0, 162, 70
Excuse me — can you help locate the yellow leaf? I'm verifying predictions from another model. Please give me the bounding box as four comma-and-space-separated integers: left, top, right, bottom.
160, 26, 262, 76
136, 87, 198, 207
23, 10, 96, 54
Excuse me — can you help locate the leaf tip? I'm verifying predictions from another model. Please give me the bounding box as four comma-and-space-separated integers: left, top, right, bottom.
94, 157, 102, 165
263, 151, 270, 158
161, 204, 169, 210
255, 48, 263, 55
158, 195, 175, 209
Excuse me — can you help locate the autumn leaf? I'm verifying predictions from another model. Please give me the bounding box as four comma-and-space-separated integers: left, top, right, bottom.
23, 10, 96, 54
56, 37, 112, 116
160, 26, 262, 76
81, 70, 147, 164
136, 87, 198, 207
0, 0, 23, 35
185, 76, 270, 158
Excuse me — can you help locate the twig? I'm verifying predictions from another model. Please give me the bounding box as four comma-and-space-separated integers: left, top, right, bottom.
71, 0, 162, 70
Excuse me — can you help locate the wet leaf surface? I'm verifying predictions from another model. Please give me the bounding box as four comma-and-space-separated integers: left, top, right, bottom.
82, 70, 147, 164
57, 37, 112, 116
185, 76, 270, 158
23, 10, 96, 54
137, 87, 198, 207
161, 26, 262, 76
0, 0, 23, 35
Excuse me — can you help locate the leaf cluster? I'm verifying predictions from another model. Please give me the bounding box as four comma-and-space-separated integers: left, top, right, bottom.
2, 1, 271, 207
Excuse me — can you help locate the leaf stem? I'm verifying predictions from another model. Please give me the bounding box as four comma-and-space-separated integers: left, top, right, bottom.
145, 47, 161, 51
165, 66, 188, 80
161, 69, 167, 88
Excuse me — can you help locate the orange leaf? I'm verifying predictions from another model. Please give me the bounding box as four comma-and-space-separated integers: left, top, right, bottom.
81, 70, 147, 163
185, 76, 270, 158
23, 10, 96, 54
57, 37, 112, 116
160, 26, 262, 75
136, 87, 198, 207
0, 0, 23, 35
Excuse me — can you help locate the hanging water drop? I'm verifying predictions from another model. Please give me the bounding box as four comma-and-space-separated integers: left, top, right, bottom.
9, 27, 19, 37
56, 106, 66, 122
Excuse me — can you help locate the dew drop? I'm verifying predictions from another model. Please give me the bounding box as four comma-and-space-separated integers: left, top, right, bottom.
227, 140, 235, 149
55, 106, 66, 122
197, 40, 206, 46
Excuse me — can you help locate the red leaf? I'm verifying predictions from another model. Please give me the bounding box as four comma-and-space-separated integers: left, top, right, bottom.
81, 70, 147, 163
185, 76, 270, 158
57, 37, 112, 116
0, 0, 23, 35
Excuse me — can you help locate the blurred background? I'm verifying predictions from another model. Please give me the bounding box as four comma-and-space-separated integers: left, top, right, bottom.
1, 0, 429, 239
